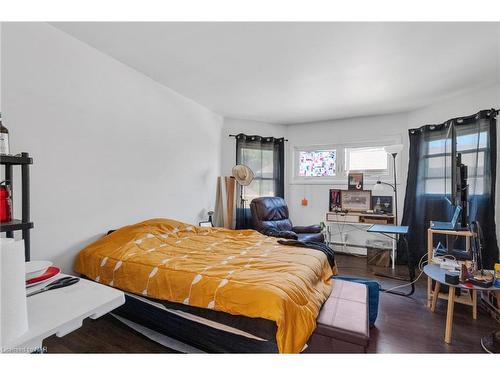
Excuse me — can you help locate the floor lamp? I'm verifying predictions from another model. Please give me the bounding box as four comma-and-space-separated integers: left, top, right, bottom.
373, 144, 404, 225
372, 144, 405, 281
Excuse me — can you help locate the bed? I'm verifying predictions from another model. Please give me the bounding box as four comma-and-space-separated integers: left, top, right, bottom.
74, 218, 337, 353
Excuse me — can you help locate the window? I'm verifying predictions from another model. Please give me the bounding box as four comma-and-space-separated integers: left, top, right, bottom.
344, 146, 389, 174
293, 138, 399, 183
298, 150, 336, 177
240, 147, 275, 201
424, 131, 487, 195
235, 134, 284, 209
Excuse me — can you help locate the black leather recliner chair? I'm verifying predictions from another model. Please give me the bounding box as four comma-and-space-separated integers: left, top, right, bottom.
250, 196, 324, 242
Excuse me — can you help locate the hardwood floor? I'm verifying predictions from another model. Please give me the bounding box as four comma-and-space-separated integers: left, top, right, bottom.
336, 253, 496, 353
44, 313, 178, 353
43, 254, 497, 353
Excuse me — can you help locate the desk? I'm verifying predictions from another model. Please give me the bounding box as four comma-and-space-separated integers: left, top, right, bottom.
424, 264, 500, 344
3, 274, 125, 352
367, 224, 415, 296
325, 213, 397, 269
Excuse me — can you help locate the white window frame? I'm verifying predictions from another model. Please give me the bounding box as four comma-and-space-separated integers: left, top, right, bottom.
290, 136, 402, 185
344, 146, 391, 176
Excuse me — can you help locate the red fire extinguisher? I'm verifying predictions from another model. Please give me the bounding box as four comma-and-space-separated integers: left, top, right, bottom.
0, 181, 12, 223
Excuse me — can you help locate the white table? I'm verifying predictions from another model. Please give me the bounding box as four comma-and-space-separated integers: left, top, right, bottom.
4, 274, 125, 353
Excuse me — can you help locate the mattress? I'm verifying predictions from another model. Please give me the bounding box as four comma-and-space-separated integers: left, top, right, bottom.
113, 292, 279, 353
75, 218, 336, 352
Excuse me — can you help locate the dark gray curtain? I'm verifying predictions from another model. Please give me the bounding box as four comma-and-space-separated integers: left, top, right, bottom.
235, 134, 285, 229
399, 109, 498, 268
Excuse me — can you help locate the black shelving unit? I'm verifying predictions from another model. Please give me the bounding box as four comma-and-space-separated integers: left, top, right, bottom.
1, 152, 33, 260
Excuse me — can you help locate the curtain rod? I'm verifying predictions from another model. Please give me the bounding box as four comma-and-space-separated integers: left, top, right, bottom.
409, 108, 498, 133
229, 134, 288, 141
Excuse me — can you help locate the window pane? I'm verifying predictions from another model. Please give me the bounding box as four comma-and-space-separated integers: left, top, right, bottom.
461, 151, 484, 177
244, 179, 275, 201
425, 178, 451, 195
424, 131, 486, 196
468, 177, 484, 195
299, 150, 336, 177
260, 150, 274, 179
241, 148, 274, 179
457, 132, 487, 152
428, 138, 450, 155
345, 147, 388, 172
426, 156, 447, 178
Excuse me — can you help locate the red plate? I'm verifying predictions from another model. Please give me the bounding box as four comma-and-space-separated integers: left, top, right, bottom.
26, 266, 61, 285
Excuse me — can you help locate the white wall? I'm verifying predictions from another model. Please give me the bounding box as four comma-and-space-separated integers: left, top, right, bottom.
407, 84, 500, 127
1, 23, 223, 273
221, 117, 287, 176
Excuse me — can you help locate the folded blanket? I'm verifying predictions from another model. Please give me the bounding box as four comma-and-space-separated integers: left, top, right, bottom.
277, 239, 336, 268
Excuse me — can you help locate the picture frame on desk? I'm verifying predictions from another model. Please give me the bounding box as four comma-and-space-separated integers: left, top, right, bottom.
329, 189, 341, 211
341, 189, 371, 212
372, 195, 393, 215
348, 172, 363, 190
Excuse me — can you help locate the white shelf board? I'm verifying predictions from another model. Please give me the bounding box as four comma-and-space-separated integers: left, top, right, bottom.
4, 274, 125, 352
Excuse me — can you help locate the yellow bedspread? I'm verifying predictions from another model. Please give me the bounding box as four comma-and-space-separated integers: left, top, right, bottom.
74, 218, 336, 353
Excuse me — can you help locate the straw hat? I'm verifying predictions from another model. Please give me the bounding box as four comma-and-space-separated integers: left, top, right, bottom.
232, 164, 254, 186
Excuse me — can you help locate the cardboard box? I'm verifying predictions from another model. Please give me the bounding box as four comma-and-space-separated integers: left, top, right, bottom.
366, 239, 392, 267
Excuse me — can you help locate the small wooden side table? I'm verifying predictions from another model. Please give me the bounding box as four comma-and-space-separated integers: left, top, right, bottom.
426, 228, 474, 307
424, 264, 500, 344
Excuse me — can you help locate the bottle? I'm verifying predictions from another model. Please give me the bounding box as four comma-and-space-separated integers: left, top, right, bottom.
374, 197, 382, 214
0, 181, 12, 223
0, 114, 10, 155
495, 263, 500, 288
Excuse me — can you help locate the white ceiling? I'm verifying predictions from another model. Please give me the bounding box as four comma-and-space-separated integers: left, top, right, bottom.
52, 22, 500, 124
